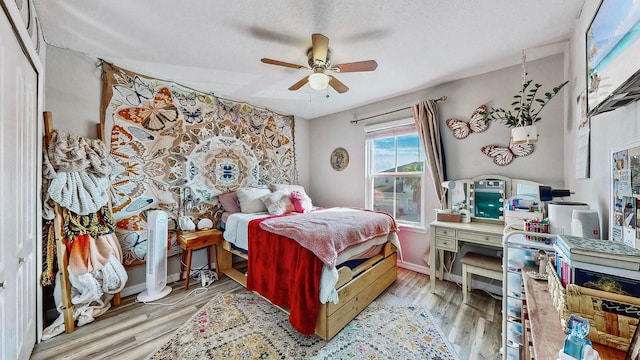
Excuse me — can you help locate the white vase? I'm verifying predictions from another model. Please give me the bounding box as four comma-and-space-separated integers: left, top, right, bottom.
511, 125, 538, 144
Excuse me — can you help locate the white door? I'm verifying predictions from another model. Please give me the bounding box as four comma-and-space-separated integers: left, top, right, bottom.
0, 5, 39, 360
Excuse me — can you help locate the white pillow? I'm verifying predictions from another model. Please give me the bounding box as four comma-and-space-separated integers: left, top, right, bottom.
236, 187, 271, 213
261, 190, 295, 215
269, 183, 306, 195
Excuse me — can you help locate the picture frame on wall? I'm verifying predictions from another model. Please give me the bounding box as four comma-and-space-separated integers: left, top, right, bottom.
586, 0, 640, 115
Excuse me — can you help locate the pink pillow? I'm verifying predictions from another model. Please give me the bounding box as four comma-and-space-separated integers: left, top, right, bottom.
218, 191, 241, 214
290, 190, 312, 213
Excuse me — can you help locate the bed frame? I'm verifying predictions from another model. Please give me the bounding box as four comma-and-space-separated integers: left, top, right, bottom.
217, 240, 398, 340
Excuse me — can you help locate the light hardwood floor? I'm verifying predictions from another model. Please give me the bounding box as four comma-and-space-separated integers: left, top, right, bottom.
30, 268, 502, 359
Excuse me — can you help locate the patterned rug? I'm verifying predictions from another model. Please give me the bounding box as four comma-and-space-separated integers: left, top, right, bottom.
146, 292, 459, 360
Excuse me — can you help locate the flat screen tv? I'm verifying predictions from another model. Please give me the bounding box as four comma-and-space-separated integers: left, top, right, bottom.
586, 0, 640, 115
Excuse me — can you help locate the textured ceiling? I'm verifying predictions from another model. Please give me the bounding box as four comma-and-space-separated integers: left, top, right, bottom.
34, 0, 586, 119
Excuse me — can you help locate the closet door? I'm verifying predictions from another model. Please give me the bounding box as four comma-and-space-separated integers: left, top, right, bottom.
0, 5, 39, 360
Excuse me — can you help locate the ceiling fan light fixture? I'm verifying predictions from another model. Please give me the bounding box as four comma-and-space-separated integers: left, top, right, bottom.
308, 72, 330, 90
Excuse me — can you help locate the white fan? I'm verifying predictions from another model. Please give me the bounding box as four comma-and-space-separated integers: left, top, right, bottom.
137, 210, 172, 302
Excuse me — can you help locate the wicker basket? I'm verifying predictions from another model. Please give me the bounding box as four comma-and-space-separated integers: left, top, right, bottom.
547, 261, 640, 351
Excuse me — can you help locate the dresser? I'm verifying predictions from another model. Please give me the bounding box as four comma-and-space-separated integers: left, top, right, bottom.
429, 220, 505, 292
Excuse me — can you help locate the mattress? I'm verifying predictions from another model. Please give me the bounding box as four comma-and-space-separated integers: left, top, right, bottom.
223, 209, 400, 304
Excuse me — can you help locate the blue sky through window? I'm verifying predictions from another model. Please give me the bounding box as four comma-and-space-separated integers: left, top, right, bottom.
373, 133, 424, 173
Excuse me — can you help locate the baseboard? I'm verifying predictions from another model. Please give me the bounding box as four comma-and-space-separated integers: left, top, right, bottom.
397, 261, 428, 274
120, 271, 183, 298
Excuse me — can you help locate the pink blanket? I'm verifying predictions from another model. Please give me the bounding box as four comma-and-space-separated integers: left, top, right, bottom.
258, 208, 397, 268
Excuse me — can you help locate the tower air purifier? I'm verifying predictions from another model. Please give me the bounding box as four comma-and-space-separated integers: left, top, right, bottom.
137, 210, 172, 302
571, 209, 601, 239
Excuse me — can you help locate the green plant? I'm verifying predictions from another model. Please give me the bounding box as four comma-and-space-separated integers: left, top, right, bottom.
484, 79, 569, 128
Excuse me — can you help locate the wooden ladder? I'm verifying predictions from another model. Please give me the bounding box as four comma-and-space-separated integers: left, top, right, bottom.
42, 111, 120, 334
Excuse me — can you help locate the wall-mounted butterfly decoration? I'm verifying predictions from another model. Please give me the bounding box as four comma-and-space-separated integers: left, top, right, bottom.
481, 142, 534, 166
445, 105, 488, 139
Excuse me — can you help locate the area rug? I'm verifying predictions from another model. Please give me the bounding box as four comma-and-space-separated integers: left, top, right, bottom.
146, 292, 459, 360
311, 303, 459, 360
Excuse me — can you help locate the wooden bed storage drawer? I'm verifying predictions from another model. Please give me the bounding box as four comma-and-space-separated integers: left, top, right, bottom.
458, 230, 502, 246
435, 236, 456, 251
319, 254, 397, 339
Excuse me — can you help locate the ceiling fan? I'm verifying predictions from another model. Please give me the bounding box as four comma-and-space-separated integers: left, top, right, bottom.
261, 33, 378, 94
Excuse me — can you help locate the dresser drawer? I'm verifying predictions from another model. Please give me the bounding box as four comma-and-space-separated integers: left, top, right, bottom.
435, 227, 456, 238
435, 236, 457, 251
458, 230, 502, 246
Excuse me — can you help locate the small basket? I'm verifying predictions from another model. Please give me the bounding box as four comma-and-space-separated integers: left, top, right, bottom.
546, 261, 640, 352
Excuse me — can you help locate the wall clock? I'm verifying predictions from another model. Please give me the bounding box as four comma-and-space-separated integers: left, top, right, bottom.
330, 147, 349, 171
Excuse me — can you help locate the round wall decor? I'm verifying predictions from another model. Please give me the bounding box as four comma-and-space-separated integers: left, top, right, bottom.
330, 147, 349, 171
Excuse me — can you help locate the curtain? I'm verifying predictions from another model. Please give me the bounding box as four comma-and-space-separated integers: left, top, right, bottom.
412, 100, 447, 209
413, 100, 446, 268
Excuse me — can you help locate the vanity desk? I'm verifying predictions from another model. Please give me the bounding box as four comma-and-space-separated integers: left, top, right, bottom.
429, 220, 505, 292
430, 175, 545, 293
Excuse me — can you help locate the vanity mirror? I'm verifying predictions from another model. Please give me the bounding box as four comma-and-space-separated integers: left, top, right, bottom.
447, 175, 543, 222
470, 175, 508, 221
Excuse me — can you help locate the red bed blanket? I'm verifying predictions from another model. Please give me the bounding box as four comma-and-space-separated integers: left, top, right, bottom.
246, 217, 323, 335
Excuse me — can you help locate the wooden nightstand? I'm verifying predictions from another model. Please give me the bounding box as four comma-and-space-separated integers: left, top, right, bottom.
177, 228, 222, 290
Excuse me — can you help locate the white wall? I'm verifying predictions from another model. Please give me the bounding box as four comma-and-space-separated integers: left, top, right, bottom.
41, 0, 640, 292
565, 2, 640, 241
43, 46, 310, 292
309, 53, 567, 271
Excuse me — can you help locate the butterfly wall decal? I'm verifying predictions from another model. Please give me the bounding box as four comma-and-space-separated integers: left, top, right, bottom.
481, 142, 534, 166
446, 105, 488, 139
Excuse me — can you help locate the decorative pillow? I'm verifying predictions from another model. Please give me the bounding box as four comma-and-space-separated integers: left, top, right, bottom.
261, 190, 295, 215
218, 191, 241, 214
236, 187, 271, 213
290, 190, 313, 213
269, 183, 306, 195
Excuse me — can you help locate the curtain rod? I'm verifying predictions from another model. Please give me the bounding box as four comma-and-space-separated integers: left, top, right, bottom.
350, 96, 447, 124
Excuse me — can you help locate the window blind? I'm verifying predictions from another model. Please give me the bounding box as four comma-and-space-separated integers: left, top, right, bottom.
364, 118, 416, 140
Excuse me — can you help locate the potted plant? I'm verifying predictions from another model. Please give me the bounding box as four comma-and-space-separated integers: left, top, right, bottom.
484, 79, 569, 144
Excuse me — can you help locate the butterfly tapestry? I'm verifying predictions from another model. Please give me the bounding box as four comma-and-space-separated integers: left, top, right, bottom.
117, 87, 179, 131
113, 75, 154, 106
446, 105, 489, 139
481, 142, 534, 166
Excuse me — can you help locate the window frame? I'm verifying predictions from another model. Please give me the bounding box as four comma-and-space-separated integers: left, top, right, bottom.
364, 118, 427, 228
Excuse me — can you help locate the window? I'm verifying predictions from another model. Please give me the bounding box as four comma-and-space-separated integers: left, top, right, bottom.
365, 119, 426, 227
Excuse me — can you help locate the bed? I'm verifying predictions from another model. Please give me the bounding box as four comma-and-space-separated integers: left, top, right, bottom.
217, 207, 400, 340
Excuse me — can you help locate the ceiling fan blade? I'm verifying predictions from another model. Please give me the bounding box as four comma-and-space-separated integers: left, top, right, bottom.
328, 76, 349, 93
261, 58, 308, 70
333, 60, 378, 73
288, 76, 310, 91
312, 33, 329, 62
